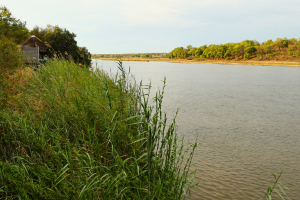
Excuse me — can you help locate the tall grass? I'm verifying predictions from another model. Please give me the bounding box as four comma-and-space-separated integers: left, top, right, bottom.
0, 38, 24, 108
0, 58, 197, 199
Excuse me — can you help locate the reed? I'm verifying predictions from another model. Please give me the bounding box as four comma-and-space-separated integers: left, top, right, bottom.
0, 58, 197, 199
264, 171, 290, 200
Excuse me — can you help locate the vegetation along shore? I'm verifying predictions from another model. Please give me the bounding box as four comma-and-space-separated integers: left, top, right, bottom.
0, 5, 290, 199
92, 38, 300, 66
1, 6, 197, 199
92, 57, 300, 67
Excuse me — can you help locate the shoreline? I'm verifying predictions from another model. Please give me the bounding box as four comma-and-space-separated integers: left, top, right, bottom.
93, 58, 300, 67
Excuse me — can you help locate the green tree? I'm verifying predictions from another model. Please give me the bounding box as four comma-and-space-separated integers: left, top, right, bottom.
194, 47, 203, 57
141, 53, 152, 58
0, 6, 29, 44
274, 38, 289, 50
30, 26, 47, 41
30, 25, 91, 66
232, 44, 243, 57
167, 37, 300, 61
245, 46, 257, 55
188, 48, 195, 57
262, 40, 275, 54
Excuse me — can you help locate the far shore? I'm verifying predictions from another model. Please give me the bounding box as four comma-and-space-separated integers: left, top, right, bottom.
94, 57, 300, 67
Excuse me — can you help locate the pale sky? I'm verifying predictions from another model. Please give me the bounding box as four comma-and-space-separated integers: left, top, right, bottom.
2, 0, 300, 54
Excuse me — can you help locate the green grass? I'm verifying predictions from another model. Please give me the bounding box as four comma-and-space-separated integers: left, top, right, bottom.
0, 58, 197, 199
0, 57, 290, 199
264, 171, 290, 200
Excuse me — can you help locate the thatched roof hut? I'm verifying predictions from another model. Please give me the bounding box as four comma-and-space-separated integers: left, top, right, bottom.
22, 35, 48, 52
22, 35, 49, 63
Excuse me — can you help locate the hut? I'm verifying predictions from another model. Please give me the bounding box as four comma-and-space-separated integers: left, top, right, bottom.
21, 35, 49, 63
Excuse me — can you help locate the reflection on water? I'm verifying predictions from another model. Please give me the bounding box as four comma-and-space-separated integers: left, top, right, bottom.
93, 60, 300, 199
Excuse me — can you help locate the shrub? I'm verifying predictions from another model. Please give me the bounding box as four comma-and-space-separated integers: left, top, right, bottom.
287, 46, 295, 52
0, 38, 23, 73
244, 53, 250, 59
0, 38, 24, 108
245, 46, 257, 54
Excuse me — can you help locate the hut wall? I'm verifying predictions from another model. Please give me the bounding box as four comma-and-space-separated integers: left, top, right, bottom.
22, 45, 39, 63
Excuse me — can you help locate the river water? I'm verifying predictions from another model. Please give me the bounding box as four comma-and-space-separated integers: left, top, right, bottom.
93, 60, 300, 199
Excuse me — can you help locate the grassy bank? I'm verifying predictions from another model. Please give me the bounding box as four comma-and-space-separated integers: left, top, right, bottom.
95, 57, 300, 66
0, 59, 197, 199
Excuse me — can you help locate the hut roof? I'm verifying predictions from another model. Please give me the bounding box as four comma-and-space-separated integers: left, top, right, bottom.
22, 35, 47, 49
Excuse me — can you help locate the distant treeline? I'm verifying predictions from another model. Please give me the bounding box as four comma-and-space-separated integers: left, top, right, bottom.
167, 38, 300, 61
92, 53, 167, 59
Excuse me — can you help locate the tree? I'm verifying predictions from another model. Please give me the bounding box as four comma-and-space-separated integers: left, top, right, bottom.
141, 53, 152, 58
274, 38, 289, 50
245, 46, 257, 55
233, 44, 243, 57
194, 47, 203, 58
0, 6, 29, 43
186, 45, 193, 50
188, 48, 195, 57
30, 25, 91, 66
30, 26, 47, 41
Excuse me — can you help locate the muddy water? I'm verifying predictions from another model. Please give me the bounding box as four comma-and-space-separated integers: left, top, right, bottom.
93, 60, 300, 199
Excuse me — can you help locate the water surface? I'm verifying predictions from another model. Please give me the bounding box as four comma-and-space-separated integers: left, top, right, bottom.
93, 60, 300, 199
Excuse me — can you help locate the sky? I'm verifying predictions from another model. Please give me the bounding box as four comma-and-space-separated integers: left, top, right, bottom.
2, 0, 300, 54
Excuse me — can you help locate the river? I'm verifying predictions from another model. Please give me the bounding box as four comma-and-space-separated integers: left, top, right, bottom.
93, 60, 300, 199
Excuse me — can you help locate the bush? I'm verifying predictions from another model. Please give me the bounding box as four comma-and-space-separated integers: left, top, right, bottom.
287, 46, 295, 52
244, 53, 250, 59
0, 38, 23, 73
245, 46, 257, 54
0, 38, 24, 108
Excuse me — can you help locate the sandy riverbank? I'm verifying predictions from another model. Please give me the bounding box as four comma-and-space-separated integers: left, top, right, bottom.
94, 58, 300, 67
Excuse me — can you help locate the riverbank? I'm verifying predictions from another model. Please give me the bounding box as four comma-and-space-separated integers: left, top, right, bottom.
0, 59, 196, 199
95, 58, 300, 67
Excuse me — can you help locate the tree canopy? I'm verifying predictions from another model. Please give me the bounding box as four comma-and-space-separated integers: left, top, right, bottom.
0, 6, 91, 66
168, 38, 300, 60
30, 25, 91, 66
0, 6, 29, 44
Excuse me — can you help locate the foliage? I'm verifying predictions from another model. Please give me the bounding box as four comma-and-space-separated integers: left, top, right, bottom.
30, 25, 91, 67
0, 59, 197, 199
141, 53, 152, 58
0, 6, 29, 44
0, 5, 90, 66
168, 38, 300, 61
0, 38, 24, 108
264, 171, 290, 200
0, 38, 23, 71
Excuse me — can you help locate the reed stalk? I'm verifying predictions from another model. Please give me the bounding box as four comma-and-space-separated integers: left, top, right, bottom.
0, 58, 197, 199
